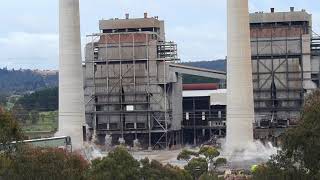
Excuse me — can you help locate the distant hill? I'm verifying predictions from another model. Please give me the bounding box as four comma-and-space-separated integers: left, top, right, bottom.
180, 59, 226, 84
0, 60, 226, 94
181, 59, 226, 71
14, 87, 58, 112
0, 68, 58, 94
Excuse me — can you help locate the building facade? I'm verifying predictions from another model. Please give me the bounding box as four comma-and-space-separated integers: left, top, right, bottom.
182, 84, 226, 145
250, 8, 320, 129
84, 14, 182, 149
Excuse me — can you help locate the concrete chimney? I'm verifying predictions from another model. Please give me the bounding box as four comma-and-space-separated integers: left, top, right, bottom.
226, 0, 254, 151
58, 0, 85, 149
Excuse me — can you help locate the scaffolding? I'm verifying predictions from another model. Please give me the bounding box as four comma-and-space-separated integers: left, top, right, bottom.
84, 31, 181, 149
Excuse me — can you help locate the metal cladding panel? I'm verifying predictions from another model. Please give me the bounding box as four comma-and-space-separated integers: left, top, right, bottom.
58, 0, 85, 149
226, 0, 254, 150
170, 75, 183, 130
311, 56, 320, 72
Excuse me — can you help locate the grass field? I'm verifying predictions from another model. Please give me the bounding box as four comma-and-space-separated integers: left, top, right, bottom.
22, 111, 58, 133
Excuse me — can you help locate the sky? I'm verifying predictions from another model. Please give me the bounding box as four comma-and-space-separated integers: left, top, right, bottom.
0, 0, 319, 70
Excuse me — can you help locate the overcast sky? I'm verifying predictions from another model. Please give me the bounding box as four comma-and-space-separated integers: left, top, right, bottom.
0, 0, 319, 70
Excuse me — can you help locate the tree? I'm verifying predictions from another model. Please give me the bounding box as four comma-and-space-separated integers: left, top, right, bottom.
140, 158, 192, 180
199, 146, 220, 162
253, 90, 320, 179
1, 147, 89, 180
214, 158, 227, 169
14, 87, 58, 112
198, 146, 226, 171
0, 107, 23, 147
87, 146, 141, 180
185, 157, 208, 180
11, 103, 29, 124
29, 110, 39, 124
177, 149, 198, 162
0, 94, 8, 106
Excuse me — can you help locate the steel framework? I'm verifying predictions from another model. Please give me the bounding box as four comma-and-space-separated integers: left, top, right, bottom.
84, 31, 180, 149
250, 22, 311, 125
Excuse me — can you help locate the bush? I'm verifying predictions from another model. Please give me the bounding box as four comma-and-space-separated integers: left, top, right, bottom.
140, 158, 192, 180
0, 147, 89, 180
87, 146, 141, 180
185, 157, 208, 179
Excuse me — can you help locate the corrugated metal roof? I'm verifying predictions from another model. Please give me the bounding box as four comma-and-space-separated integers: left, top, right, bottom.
183, 89, 227, 105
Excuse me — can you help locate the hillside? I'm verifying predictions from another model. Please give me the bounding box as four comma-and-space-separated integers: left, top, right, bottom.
0, 68, 58, 94
14, 87, 58, 112
0, 60, 226, 94
181, 59, 226, 71
10, 87, 58, 133
180, 59, 226, 84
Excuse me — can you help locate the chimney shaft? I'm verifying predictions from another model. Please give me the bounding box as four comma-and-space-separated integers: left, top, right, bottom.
125, 13, 129, 19
58, 0, 85, 149
226, 0, 254, 151
144, 12, 148, 18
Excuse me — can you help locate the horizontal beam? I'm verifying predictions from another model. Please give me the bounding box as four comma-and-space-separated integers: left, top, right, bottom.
169, 64, 226, 80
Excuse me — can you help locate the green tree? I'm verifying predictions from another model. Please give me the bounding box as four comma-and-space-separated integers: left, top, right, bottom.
198, 146, 226, 171
11, 103, 29, 124
87, 146, 141, 180
29, 110, 39, 124
0, 94, 8, 107
199, 146, 220, 163
14, 87, 58, 112
185, 157, 208, 180
214, 158, 227, 169
177, 149, 198, 162
1, 147, 88, 180
140, 158, 192, 180
0, 107, 23, 147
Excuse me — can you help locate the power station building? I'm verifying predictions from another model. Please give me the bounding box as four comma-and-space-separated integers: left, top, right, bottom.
250, 8, 320, 132
182, 84, 226, 146
180, 8, 320, 145
83, 8, 320, 148
83, 14, 183, 149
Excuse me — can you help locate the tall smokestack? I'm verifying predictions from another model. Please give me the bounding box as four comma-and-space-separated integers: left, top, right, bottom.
226, 0, 254, 151
58, 0, 85, 149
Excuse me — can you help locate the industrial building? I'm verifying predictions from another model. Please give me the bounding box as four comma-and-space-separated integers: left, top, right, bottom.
83, 13, 182, 149
83, 13, 226, 149
250, 8, 320, 133
182, 84, 226, 146
83, 8, 320, 149
183, 8, 320, 144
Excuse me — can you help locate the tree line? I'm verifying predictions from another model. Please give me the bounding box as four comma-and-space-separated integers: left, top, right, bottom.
0, 68, 58, 94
